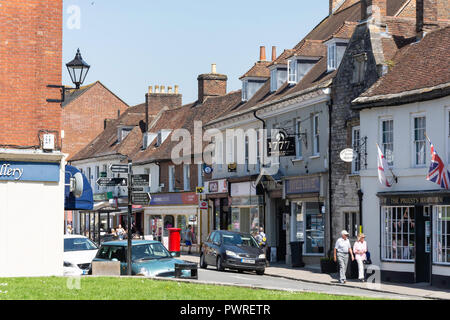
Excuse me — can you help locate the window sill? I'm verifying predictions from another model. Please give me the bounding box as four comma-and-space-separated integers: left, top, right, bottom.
309, 155, 320, 160
291, 158, 304, 163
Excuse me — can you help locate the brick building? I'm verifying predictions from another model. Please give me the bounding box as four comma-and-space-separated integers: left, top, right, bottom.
0, 0, 65, 277
62, 81, 129, 159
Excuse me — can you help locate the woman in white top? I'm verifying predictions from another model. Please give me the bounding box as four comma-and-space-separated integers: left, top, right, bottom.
353, 233, 368, 282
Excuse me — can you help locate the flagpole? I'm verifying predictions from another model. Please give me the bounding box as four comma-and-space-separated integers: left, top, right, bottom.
376, 143, 398, 185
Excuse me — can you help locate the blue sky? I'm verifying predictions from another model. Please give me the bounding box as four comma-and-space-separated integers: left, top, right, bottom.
63, 0, 329, 106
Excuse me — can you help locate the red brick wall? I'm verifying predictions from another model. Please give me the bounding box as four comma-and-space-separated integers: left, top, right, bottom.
0, 0, 63, 148
62, 82, 128, 159
197, 74, 227, 103
148, 93, 182, 115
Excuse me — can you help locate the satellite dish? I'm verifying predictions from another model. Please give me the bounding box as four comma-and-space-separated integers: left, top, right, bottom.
72, 172, 84, 198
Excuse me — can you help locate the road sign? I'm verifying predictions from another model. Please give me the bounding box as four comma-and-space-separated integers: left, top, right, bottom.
132, 174, 149, 186
131, 192, 151, 205
110, 164, 129, 174
199, 199, 208, 210
96, 177, 128, 187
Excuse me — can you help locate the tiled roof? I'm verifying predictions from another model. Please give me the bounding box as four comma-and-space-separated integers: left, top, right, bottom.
323, 21, 358, 42
355, 26, 450, 102
70, 103, 148, 162
62, 81, 129, 108
131, 91, 243, 164
239, 61, 271, 80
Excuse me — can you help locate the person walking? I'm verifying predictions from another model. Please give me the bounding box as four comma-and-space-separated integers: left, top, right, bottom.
334, 230, 354, 284
353, 233, 368, 282
116, 224, 125, 240
185, 225, 194, 255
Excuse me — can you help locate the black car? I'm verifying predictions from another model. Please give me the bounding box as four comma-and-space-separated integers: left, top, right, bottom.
200, 230, 266, 275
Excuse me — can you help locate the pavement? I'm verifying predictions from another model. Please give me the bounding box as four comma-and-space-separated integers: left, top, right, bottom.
179, 253, 450, 300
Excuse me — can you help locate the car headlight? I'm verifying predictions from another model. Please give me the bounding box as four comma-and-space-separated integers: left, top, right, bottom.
258, 254, 266, 259
226, 250, 239, 258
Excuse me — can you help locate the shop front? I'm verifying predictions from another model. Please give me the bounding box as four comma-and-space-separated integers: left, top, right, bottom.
229, 181, 264, 236
205, 179, 229, 231
284, 175, 328, 265
144, 192, 201, 253
377, 191, 450, 288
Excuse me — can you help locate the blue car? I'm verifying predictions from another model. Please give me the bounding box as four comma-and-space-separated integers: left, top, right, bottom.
92, 240, 195, 278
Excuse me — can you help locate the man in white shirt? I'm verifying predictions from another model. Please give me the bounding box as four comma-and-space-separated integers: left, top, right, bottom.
334, 230, 355, 284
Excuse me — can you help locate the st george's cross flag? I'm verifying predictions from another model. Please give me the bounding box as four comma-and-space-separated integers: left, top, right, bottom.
426, 138, 450, 189
377, 144, 391, 187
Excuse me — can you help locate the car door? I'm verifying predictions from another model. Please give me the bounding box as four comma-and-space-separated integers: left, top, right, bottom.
204, 232, 215, 265
108, 246, 127, 275
208, 232, 221, 263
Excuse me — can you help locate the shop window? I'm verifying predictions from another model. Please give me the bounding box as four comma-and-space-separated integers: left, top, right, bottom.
434, 206, 450, 264
381, 207, 415, 261
304, 204, 325, 255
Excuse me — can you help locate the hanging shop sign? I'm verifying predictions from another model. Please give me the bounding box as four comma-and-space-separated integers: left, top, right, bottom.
0, 161, 60, 182
340, 148, 356, 163
205, 179, 228, 194
230, 181, 257, 197
267, 131, 296, 157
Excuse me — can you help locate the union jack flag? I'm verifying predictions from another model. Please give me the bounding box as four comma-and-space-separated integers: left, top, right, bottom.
426, 140, 450, 189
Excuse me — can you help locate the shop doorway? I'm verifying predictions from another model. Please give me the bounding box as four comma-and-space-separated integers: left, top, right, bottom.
276, 202, 287, 262
415, 206, 432, 283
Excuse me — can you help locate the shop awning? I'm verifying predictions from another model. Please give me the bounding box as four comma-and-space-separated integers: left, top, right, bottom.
64, 165, 93, 210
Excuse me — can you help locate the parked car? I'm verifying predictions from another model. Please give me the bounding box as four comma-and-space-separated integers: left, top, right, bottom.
63, 235, 99, 276
91, 240, 194, 278
200, 230, 266, 275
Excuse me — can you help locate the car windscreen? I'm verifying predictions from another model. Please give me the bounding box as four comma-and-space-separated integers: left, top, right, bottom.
132, 243, 171, 261
222, 234, 259, 248
64, 238, 98, 252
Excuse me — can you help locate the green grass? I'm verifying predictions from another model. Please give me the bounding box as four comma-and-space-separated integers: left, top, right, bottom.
0, 277, 378, 300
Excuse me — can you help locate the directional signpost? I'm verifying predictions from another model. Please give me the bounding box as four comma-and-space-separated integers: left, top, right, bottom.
131, 192, 152, 206
96, 177, 128, 187
110, 164, 129, 174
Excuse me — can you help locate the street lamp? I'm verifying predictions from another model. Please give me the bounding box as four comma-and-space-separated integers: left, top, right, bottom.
66, 48, 90, 90
47, 48, 91, 104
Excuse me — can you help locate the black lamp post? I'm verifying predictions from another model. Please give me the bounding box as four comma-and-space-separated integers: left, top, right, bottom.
47, 48, 90, 104
66, 48, 90, 90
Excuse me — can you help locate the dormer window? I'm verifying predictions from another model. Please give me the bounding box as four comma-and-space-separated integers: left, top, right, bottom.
118, 126, 133, 142
288, 57, 320, 85
155, 129, 172, 147
270, 67, 287, 92
242, 78, 266, 102
325, 38, 349, 73
327, 43, 337, 71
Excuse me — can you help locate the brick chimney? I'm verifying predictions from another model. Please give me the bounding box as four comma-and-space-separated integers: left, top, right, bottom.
146, 85, 182, 116
197, 64, 227, 103
416, 0, 439, 38
361, 0, 387, 20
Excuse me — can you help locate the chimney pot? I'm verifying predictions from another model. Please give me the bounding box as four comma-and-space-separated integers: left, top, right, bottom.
272, 46, 277, 61
148, 86, 153, 94
175, 85, 179, 94
259, 46, 266, 61
155, 85, 160, 93
168, 86, 173, 94
211, 64, 217, 74
161, 85, 165, 93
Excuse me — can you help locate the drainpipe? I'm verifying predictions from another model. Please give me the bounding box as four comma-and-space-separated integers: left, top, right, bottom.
253, 110, 266, 167
358, 188, 364, 233
327, 99, 333, 257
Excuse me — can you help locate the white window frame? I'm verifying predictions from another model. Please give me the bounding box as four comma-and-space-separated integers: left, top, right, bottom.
270, 69, 277, 92
197, 163, 203, 187
168, 165, 175, 192
352, 126, 361, 174
245, 135, 250, 172
412, 114, 427, 168
434, 206, 450, 265
380, 117, 394, 167
327, 43, 337, 71
313, 114, 320, 156
183, 164, 190, 191
381, 206, 415, 262
295, 119, 303, 160
344, 211, 359, 238
287, 58, 297, 84
215, 139, 223, 171
242, 80, 248, 101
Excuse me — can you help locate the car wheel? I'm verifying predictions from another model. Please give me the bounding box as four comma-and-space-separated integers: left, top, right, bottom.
256, 269, 265, 276
200, 253, 207, 269
216, 256, 225, 272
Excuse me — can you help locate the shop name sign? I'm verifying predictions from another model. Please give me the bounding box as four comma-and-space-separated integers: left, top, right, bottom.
380, 196, 445, 206
285, 176, 320, 195
0, 161, 60, 182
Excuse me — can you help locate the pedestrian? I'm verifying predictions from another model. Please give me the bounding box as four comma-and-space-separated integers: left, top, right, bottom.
116, 224, 125, 240
185, 225, 194, 254
256, 227, 268, 265
334, 230, 355, 284
353, 233, 368, 282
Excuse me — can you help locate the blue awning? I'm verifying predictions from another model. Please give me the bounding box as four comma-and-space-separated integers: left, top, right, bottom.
65, 165, 93, 210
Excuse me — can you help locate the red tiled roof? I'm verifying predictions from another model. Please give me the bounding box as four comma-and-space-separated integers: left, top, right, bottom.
239, 61, 271, 80
356, 26, 450, 100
